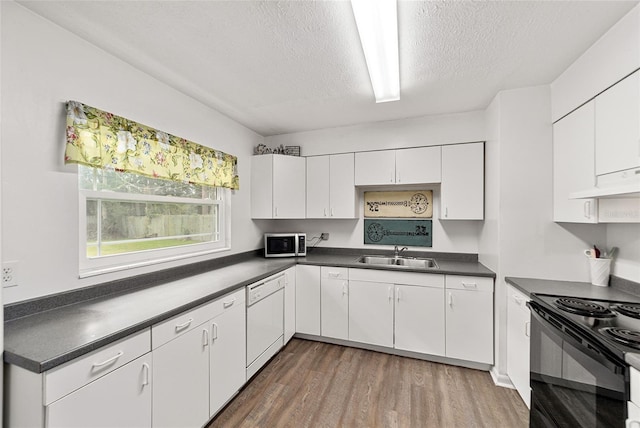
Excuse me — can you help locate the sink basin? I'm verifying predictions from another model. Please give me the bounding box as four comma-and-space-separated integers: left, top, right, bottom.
356, 255, 438, 269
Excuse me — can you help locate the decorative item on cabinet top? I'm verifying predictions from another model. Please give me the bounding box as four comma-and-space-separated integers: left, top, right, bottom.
254, 143, 300, 156
364, 190, 433, 218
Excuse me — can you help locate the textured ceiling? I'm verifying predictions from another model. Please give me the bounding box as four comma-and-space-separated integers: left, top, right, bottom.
17, 0, 639, 136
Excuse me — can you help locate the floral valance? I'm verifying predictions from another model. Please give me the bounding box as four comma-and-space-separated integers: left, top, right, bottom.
65, 101, 239, 190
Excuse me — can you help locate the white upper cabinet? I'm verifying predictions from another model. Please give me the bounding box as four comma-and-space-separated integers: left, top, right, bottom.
395, 146, 442, 184
553, 101, 598, 223
595, 70, 640, 176
355, 150, 396, 185
251, 154, 306, 219
354, 147, 441, 185
441, 142, 484, 220
306, 153, 357, 218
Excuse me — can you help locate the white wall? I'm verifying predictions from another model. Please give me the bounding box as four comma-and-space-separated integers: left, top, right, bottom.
481, 85, 608, 382
1, 2, 264, 303
607, 224, 640, 283
266, 111, 486, 253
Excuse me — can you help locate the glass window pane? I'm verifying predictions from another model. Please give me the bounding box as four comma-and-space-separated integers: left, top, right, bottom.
87, 198, 218, 257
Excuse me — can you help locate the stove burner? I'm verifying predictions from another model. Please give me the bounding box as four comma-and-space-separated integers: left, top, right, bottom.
614, 304, 640, 320
554, 297, 615, 318
601, 327, 640, 348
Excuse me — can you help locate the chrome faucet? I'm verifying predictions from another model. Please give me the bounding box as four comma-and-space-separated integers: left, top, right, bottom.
393, 246, 408, 258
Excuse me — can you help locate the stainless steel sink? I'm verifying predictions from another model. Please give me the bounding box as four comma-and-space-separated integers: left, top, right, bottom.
356, 255, 438, 269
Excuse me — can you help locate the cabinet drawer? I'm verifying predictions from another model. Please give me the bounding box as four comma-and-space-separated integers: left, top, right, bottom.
152, 288, 245, 349
508, 284, 530, 309
445, 275, 493, 292
348, 268, 443, 288
321, 266, 348, 280
45, 328, 150, 405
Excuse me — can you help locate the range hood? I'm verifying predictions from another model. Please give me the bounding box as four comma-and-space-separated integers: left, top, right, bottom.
569, 183, 640, 199
570, 167, 640, 199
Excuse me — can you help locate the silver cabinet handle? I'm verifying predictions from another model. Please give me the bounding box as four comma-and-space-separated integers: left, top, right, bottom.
142, 363, 150, 387
388, 286, 392, 302
328, 272, 341, 278
274, 207, 278, 217
175, 318, 193, 332
223, 298, 236, 308
525, 321, 531, 338
462, 282, 477, 289
342, 283, 348, 296
212, 323, 219, 341
330, 207, 334, 217
445, 207, 449, 218
202, 328, 209, 347
92, 351, 123, 369
448, 292, 453, 308
396, 287, 401, 302
584, 201, 591, 219
324, 208, 327, 217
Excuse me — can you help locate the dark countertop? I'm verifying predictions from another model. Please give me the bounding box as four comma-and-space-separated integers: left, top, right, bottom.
4, 258, 295, 373
4, 250, 493, 373
506, 276, 640, 370
505, 277, 640, 301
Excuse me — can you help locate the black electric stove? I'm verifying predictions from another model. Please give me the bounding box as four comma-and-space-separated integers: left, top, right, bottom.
533, 294, 640, 359
528, 293, 640, 427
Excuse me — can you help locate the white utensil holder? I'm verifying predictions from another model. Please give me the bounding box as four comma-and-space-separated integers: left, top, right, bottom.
588, 258, 612, 287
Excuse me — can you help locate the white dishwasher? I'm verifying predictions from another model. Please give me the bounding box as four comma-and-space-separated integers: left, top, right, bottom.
246, 273, 285, 379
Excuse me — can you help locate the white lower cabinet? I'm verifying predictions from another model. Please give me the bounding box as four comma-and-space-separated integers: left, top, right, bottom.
284, 266, 296, 344
394, 283, 445, 356
348, 279, 394, 347
445, 276, 494, 364
47, 354, 152, 428
6, 329, 152, 428
152, 288, 246, 427
152, 325, 210, 428
209, 296, 246, 417
295, 264, 321, 335
506, 284, 531, 408
320, 266, 349, 340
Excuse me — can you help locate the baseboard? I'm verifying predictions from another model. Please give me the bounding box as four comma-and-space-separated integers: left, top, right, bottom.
490, 366, 515, 389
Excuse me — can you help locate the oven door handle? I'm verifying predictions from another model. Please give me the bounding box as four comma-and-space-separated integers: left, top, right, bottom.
527, 301, 626, 375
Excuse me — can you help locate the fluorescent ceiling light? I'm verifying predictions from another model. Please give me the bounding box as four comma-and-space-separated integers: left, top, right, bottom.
351, 0, 400, 103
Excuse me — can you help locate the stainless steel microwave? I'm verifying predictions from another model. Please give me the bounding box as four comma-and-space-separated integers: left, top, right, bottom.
264, 233, 306, 257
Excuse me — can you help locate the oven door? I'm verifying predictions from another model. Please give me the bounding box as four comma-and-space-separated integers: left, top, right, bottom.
527, 301, 627, 427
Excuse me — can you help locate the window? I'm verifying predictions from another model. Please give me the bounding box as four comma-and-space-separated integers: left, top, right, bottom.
79, 165, 230, 277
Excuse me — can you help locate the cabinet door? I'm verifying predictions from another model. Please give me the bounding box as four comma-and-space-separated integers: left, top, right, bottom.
153, 325, 210, 428
320, 267, 349, 340
595, 70, 640, 176
394, 284, 445, 356
348, 280, 394, 347
553, 101, 598, 223
47, 355, 152, 428
250, 155, 273, 219
441, 143, 484, 220
329, 153, 357, 218
445, 288, 493, 364
306, 156, 330, 218
284, 267, 296, 344
272, 155, 306, 218
295, 265, 321, 335
506, 285, 531, 408
395, 146, 442, 184
210, 303, 246, 417
355, 151, 395, 185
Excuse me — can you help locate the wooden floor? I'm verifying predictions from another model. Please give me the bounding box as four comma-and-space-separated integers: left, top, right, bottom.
208, 339, 529, 428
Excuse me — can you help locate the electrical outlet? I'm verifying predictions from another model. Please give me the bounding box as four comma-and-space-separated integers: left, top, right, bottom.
320, 233, 329, 240
2, 261, 19, 288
